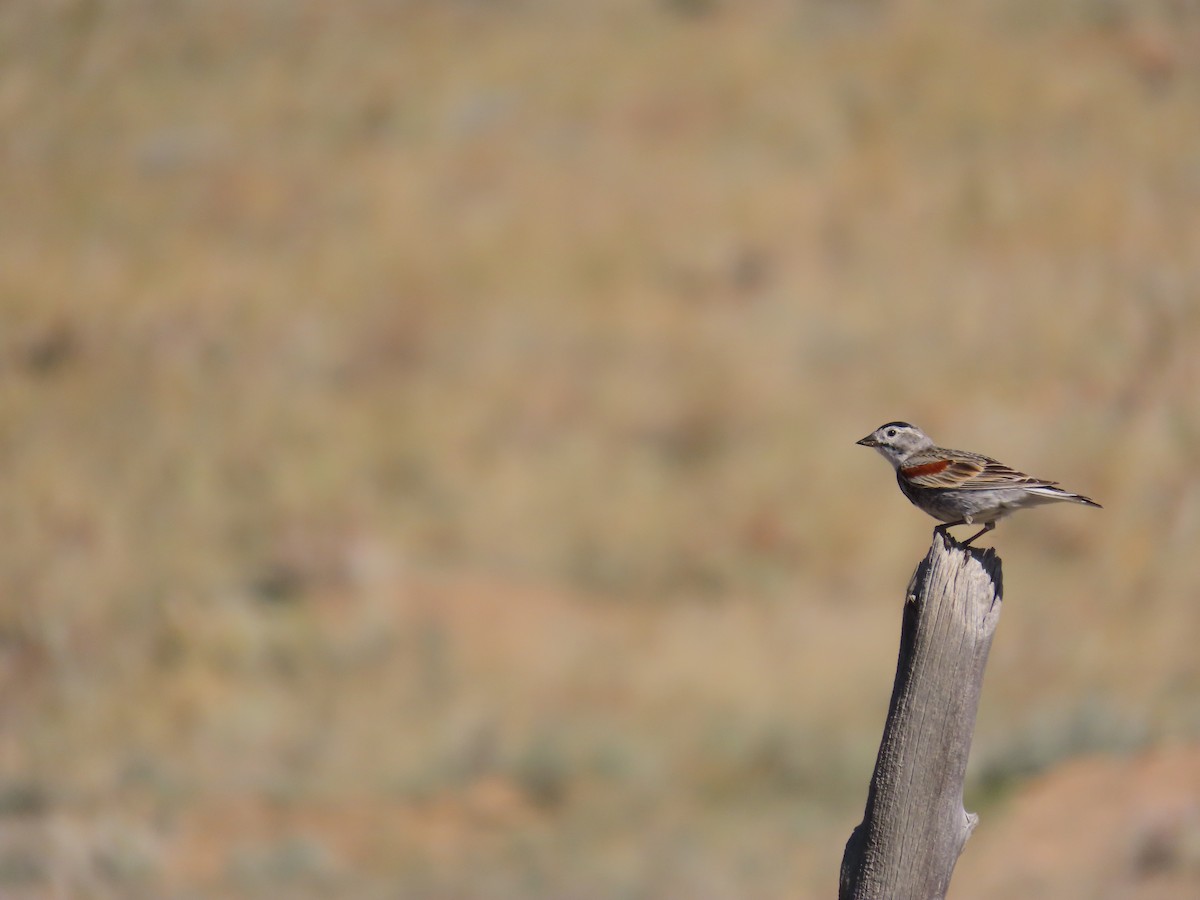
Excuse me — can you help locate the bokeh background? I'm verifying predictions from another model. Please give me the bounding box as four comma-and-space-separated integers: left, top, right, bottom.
3, 1, 1200, 897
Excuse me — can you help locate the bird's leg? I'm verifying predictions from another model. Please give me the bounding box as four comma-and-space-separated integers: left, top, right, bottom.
960, 521, 996, 547
933, 519, 966, 540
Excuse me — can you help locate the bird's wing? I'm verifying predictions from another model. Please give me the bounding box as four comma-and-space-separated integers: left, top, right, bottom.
899, 451, 1057, 491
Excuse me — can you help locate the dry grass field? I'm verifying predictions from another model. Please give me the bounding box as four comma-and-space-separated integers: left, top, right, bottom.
2, 0, 1200, 897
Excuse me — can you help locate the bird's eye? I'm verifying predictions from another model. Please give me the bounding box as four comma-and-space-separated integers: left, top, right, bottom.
886, 429, 897, 438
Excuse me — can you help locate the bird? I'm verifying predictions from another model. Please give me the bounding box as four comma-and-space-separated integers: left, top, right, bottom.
856, 421, 1101, 546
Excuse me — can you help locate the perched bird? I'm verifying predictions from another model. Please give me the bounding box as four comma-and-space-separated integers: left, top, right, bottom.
856, 421, 1101, 546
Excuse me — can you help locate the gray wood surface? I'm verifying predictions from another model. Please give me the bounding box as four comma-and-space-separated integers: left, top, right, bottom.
839, 531, 1003, 900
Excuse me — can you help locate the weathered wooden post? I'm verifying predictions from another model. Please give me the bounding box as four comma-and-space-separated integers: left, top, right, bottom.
839, 531, 1003, 900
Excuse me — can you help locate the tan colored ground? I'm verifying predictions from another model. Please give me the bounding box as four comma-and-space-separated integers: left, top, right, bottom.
958, 744, 1200, 900
2, 0, 1200, 896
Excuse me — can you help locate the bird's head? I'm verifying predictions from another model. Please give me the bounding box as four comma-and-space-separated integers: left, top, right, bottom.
856, 421, 934, 467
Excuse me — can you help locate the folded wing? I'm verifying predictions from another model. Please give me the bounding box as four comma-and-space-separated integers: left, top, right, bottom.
900, 454, 1057, 491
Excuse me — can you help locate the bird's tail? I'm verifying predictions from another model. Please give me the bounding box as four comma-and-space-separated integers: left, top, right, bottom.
1028, 485, 1102, 509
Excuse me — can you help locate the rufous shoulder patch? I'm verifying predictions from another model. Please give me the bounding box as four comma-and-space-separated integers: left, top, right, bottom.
902, 459, 952, 478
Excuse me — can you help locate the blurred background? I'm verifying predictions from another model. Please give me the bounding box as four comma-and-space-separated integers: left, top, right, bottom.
2, 1, 1200, 897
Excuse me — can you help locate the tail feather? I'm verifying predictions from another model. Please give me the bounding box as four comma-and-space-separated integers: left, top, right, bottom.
1029, 485, 1102, 509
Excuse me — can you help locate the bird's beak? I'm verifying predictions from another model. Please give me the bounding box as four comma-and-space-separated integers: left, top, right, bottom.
856, 435, 878, 447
